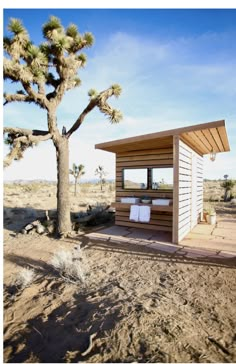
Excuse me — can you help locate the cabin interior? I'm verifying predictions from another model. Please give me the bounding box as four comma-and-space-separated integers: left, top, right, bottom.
95, 120, 230, 244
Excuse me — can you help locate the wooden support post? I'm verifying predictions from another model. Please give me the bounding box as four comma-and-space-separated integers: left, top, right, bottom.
172, 135, 180, 244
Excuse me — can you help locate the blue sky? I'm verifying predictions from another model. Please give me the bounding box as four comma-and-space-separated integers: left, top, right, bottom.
3, 8, 236, 181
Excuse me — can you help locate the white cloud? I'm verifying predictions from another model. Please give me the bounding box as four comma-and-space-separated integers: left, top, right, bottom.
3, 28, 236, 180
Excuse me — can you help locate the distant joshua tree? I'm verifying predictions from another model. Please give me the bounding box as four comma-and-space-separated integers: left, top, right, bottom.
95, 165, 107, 191
69, 163, 85, 196
3, 16, 122, 236
221, 176, 235, 202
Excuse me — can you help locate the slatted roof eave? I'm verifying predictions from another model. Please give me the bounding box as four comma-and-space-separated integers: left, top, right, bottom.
95, 119, 230, 154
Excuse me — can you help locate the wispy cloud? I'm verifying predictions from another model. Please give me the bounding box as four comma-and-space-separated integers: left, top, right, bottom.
4, 28, 236, 180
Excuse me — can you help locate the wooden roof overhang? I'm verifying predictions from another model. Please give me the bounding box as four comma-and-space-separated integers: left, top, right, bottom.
95, 120, 230, 156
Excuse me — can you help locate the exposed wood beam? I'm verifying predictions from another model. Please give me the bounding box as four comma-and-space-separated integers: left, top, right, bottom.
95, 120, 226, 152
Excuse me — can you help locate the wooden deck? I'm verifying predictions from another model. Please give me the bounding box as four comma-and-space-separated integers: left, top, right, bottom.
86, 215, 236, 255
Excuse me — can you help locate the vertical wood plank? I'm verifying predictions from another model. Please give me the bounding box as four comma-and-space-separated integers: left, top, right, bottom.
172, 135, 180, 243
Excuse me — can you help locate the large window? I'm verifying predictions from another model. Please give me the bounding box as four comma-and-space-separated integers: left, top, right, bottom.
123, 168, 148, 189
151, 167, 173, 190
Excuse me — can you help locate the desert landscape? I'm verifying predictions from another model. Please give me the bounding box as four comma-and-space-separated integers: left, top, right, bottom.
3, 180, 236, 363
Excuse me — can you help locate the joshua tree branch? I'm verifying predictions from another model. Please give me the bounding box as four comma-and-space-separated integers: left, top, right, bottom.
66, 86, 122, 138
4, 93, 35, 106
65, 98, 97, 138
4, 141, 22, 168
4, 127, 52, 168
4, 127, 49, 136
38, 82, 46, 95
22, 82, 49, 109
4, 59, 48, 109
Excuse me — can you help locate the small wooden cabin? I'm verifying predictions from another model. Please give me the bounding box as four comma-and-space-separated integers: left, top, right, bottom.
95, 120, 230, 243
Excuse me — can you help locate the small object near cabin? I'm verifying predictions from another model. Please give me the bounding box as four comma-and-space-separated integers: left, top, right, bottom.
95, 120, 230, 243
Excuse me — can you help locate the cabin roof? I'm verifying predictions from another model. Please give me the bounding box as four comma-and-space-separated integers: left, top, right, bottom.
95, 119, 230, 155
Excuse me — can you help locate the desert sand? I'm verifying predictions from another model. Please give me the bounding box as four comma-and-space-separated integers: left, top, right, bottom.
3, 182, 236, 363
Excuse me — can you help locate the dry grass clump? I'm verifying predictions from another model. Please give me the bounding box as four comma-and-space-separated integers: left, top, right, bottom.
14, 267, 36, 289
51, 247, 87, 284
204, 180, 236, 202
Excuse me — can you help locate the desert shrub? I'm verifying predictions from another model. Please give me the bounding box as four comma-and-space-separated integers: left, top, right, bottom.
209, 194, 221, 202
14, 267, 36, 289
221, 179, 236, 201
79, 187, 90, 194
108, 182, 115, 192
86, 209, 115, 226
51, 247, 86, 284
21, 183, 42, 193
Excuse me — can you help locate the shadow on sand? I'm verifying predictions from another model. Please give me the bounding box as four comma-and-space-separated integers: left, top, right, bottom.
4, 287, 123, 363
77, 235, 236, 270
3, 206, 54, 233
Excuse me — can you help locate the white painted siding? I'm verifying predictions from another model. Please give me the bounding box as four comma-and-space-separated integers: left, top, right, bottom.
177, 140, 203, 242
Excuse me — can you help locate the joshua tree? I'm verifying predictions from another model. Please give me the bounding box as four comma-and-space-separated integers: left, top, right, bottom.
69, 163, 85, 196
95, 165, 107, 191
3, 16, 122, 236
221, 177, 235, 202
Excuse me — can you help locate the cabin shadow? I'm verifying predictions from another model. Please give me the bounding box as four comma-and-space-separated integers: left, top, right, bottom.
74, 234, 236, 270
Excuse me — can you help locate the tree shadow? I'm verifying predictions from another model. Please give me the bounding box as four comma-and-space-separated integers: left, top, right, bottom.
4, 288, 123, 363
4, 246, 236, 362
4, 254, 58, 278
3, 206, 113, 237
216, 218, 236, 223
3, 206, 52, 233
215, 206, 236, 215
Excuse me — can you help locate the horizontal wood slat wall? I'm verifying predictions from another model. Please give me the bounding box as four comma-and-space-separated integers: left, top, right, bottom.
115, 147, 173, 232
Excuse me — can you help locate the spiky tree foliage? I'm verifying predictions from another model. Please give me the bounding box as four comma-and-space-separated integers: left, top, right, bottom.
95, 165, 107, 191
221, 179, 235, 201
69, 163, 85, 196
3, 16, 122, 236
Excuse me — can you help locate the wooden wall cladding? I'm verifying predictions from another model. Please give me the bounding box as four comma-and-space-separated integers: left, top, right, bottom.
115, 147, 174, 232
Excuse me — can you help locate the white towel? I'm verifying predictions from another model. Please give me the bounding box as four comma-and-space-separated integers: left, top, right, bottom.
129, 205, 139, 222
139, 205, 151, 223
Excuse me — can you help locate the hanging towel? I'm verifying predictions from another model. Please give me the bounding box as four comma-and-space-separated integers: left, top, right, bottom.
139, 205, 151, 223
129, 205, 139, 222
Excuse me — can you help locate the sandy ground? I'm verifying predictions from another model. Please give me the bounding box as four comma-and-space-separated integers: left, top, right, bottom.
3, 182, 236, 363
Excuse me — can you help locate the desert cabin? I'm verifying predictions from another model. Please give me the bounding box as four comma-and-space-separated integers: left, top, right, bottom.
95, 120, 230, 244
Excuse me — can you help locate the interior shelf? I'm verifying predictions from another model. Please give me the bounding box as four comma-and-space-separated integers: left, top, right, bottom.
111, 202, 173, 212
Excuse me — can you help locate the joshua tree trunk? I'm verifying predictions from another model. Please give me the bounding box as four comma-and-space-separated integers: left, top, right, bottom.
74, 177, 78, 196
55, 137, 71, 235
224, 189, 230, 202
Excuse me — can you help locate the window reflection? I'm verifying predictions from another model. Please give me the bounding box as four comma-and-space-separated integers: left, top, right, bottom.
152, 168, 173, 189
123, 168, 148, 189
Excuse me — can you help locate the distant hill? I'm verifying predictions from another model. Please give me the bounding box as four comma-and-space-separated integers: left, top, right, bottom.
4, 178, 115, 185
